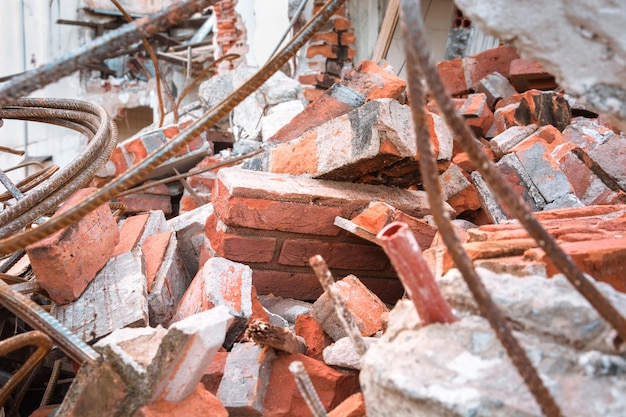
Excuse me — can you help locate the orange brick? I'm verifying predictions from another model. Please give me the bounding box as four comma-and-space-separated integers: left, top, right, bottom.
26, 188, 120, 304
142, 231, 173, 291
201, 351, 229, 394
263, 353, 360, 417
295, 313, 333, 360
135, 384, 228, 417
329, 393, 366, 417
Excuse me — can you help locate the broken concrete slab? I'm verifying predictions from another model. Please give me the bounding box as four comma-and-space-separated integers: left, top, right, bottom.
145, 232, 191, 327
91, 306, 234, 414
53, 249, 149, 344
361, 268, 626, 416
216, 342, 276, 416
322, 336, 377, 370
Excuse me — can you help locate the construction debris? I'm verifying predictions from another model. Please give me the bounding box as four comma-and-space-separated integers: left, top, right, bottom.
2, 1, 626, 416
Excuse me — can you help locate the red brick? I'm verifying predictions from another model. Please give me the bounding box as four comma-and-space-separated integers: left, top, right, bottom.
117, 193, 172, 215
303, 87, 325, 102
269, 130, 319, 175
112, 213, 150, 257
525, 238, 626, 292
263, 353, 360, 417
252, 270, 323, 301
214, 195, 343, 236
310, 31, 339, 45
328, 393, 366, 417
312, 274, 389, 340
307, 44, 338, 59
205, 213, 277, 263
26, 188, 120, 304
134, 384, 228, 417
340, 31, 356, 46
268, 61, 405, 143
212, 167, 438, 228
111, 146, 130, 176
509, 58, 557, 92
460, 93, 494, 137
350, 202, 395, 234
142, 231, 173, 292
140, 181, 171, 196
330, 16, 353, 31
438, 45, 519, 96
201, 351, 229, 394
250, 285, 270, 323
123, 137, 149, 166
295, 313, 333, 360
278, 239, 388, 270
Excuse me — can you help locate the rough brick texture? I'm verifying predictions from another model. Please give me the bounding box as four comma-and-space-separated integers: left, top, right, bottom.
27, 188, 120, 304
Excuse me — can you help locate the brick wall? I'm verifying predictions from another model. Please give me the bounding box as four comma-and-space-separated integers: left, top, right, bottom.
297, 1, 356, 101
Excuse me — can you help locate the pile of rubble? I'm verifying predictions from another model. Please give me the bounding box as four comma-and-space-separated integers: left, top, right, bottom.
12, 43, 626, 416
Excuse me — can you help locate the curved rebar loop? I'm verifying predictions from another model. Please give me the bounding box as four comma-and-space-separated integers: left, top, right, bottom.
0, 98, 117, 237
0, 330, 53, 408
400, 2, 626, 344
399, 1, 563, 416
0, 0, 347, 256
0, 0, 213, 108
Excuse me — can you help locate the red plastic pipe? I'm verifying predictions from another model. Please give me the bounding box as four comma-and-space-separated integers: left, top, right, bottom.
378, 221, 457, 325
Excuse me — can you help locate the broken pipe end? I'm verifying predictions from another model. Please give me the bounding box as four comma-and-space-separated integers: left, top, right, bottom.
378, 221, 458, 326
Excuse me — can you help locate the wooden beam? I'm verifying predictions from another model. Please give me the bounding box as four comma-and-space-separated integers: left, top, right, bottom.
371, 0, 400, 62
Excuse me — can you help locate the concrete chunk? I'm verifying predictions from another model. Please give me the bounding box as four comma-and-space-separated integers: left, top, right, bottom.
217, 343, 276, 416
53, 249, 148, 343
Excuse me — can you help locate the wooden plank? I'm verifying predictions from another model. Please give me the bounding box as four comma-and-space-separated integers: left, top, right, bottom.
371, 0, 400, 62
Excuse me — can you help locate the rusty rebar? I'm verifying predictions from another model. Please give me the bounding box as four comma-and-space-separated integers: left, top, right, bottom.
377, 221, 457, 325
0, 279, 99, 365
400, 1, 563, 416
403, 3, 626, 343
289, 360, 328, 417
0, 0, 213, 108
0, 0, 347, 255
0, 331, 53, 408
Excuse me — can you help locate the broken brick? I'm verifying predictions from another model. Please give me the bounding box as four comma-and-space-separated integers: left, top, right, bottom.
295, 313, 333, 360
311, 274, 389, 341
26, 187, 120, 304
509, 58, 558, 92
263, 352, 360, 417
134, 385, 228, 417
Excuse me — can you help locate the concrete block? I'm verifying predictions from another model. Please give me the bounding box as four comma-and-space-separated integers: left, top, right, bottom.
489, 124, 538, 160
496, 152, 547, 212
94, 306, 234, 413
166, 203, 215, 277
476, 71, 517, 110
216, 343, 276, 416
146, 232, 191, 327
170, 258, 254, 346
53, 250, 149, 343
261, 100, 305, 141
322, 336, 376, 370
258, 294, 312, 324
311, 274, 389, 341
26, 187, 120, 304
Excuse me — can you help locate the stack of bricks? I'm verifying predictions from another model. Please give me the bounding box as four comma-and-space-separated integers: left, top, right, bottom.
214, 0, 247, 68
200, 166, 442, 303
298, 0, 356, 102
